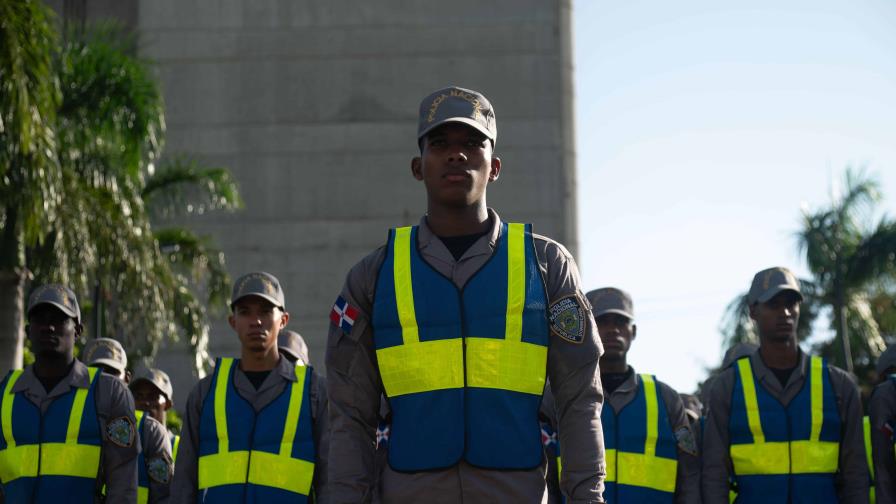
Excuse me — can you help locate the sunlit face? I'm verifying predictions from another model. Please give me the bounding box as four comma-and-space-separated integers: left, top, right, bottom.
596, 313, 637, 363
27, 304, 81, 360
750, 290, 801, 343
411, 123, 500, 208
228, 296, 288, 355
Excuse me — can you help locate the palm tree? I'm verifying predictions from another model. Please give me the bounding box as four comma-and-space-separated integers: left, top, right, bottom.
719, 168, 896, 382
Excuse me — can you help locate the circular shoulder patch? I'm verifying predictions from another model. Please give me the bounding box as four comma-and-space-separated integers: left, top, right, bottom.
147, 456, 171, 484
106, 416, 135, 448
548, 295, 587, 344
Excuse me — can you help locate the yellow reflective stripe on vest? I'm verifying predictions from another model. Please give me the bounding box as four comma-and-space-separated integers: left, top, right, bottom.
731, 356, 839, 475
198, 361, 314, 495
864, 416, 874, 480
172, 434, 180, 463
213, 358, 233, 454
0, 368, 100, 482
378, 226, 464, 397
643, 375, 658, 457
466, 223, 546, 394
138, 486, 148, 504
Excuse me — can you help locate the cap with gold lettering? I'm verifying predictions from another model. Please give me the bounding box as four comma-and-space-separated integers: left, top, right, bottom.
586, 287, 634, 320
747, 266, 803, 305
417, 86, 497, 145
230, 271, 285, 309
27, 284, 81, 323
83, 337, 128, 373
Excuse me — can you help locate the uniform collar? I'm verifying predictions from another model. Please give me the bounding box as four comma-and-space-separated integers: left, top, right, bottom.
607, 366, 639, 397
416, 208, 502, 262
748, 347, 808, 394
277, 354, 302, 383
12, 359, 92, 396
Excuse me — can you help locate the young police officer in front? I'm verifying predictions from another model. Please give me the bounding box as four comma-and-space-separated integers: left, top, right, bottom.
326, 87, 605, 503
171, 272, 328, 503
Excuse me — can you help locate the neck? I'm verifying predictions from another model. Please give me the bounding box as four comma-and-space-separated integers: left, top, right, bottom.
758, 337, 800, 369
425, 201, 489, 237
240, 347, 279, 372
600, 356, 628, 375
33, 354, 74, 380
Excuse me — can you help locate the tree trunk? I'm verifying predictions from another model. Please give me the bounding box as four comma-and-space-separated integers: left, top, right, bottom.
834, 279, 854, 374
0, 205, 26, 376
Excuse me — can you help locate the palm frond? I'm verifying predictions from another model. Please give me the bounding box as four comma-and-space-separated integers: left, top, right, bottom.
143, 156, 243, 219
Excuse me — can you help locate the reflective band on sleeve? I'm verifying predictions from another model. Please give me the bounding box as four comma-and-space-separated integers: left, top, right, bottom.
737, 359, 765, 444
393, 226, 420, 345
465, 338, 547, 395
504, 222, 525, 342
214, 358, 233, 454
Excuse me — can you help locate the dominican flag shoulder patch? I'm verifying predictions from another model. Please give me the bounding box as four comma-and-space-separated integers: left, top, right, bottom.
330, 296, 359, 333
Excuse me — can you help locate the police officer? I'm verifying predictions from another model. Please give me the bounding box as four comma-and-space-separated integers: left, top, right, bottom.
129, 368, 180, 464
171, 271, 329, 503
326, 86, 605, 503
0, 284, 139, 502
702, 267, 868, 503
586, 287, 700, 502
83, 338, 173, 504
278, 329, 311, 366
869, 345, 896, 503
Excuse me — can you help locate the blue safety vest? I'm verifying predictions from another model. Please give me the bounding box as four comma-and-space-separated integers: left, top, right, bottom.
0, 367, 102, 503
602, 374, 678, 503
728, 356, 841, 503
197, 358, 316, 503
372, 222, 550, 471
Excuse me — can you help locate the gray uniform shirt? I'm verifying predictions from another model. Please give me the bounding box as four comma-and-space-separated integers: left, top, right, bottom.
869, 379, 896, 504
326, 210, 606, 504
3, 360, 139, 503
604, 370, 701, 503
140, 413, 173, 504
701, 351, 868, 503
170, 356, 329, 503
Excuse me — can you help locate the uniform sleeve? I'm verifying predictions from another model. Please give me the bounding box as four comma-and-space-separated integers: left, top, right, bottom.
143, 416, 173, 504
538, 238, 606, 504
326, 253, 385, 504
97, 375, 139, 503
829, 367, 870, 504
312, 372, 330, 504
659, 383, 700, 504
170, 379, 208, 504
701, 369, 735, 504
870, 382, 896, 504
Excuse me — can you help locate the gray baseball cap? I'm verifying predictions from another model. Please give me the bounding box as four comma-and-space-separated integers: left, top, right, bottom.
586, 287, 634, 320
278, 330, 310, 365
130, 367, 174, 401
877, 345, 896, 376
27, 284, 81, 323
231, 271, 285, 309
417, 86, 497, 144
747, 267, 803, 305
83, 337, 128, 373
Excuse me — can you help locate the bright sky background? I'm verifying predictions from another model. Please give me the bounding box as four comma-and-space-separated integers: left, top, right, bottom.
574, 0, 896, 393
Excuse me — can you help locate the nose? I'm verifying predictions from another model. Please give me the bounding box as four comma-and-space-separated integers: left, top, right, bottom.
447, 146, 467, 163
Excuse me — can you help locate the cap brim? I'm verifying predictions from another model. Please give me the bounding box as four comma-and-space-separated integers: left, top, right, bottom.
231, 293, 284, 309
129, 377, 172, 399
88, 358, 126, 373
756, 285, 803, 304
418, 117, 494, 142
593, 308, 634, 320
28, 301, 79, 321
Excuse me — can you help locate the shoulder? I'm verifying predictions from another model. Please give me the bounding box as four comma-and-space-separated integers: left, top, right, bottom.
532, 233, 577, 267
95, 373, 134, 411
142, 415, 171, 449
654, 378, 682, 403
340, 245, 388, 314
825, 362, 859, 391
186, 374, 215, 412
708, 367, 737, 403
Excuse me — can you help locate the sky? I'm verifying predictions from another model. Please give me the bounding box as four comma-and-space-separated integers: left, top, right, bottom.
573, 0, 896, 393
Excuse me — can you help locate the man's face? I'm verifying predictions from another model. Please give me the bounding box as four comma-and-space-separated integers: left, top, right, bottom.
595, 313, 636, 362
229, 296, 288, 354
750, 290, 801, 343
27, 304, 80, 359
131, 380, 171, 424
412, 123, 500, 208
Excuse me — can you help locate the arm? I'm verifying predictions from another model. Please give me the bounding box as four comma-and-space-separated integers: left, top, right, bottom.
700, 370, 734, 504
539, 238, 605, 504
311, 372, 330, 504
830, 367, 870, 504
870, 382, 896, 504
169, 380, 207, 504
99, 376, 139, 503
659, 384, 700, 504
143, 416, 173, 504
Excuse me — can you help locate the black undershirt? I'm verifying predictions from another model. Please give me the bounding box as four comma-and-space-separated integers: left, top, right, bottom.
243, 370, 271, 390
601, 368, 635, 396
37, 361, 75, 393
438, 231, 489, 261
771, 365, 798, 387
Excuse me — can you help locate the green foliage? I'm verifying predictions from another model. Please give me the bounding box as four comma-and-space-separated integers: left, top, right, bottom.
166, 408, 183, 435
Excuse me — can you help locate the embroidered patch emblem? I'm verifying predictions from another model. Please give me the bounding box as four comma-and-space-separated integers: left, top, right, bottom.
675, 426, 699, 456
330, 296, 359, 333
147, 456, 171, 484
549, 295, 586, 344
106, 416, 135, 447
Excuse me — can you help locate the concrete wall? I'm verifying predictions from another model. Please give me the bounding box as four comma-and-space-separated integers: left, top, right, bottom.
135, 1, 577, 410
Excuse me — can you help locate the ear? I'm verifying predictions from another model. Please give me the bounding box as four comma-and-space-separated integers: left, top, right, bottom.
228, 314, 237, 330
489, 156, 501, 182
164, 399, 173, 411
748, 304, 758, 321
124, 370, 132, 384
280, 310, 290, 328
631, 324, 637, 340
411, 156, 423, 181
